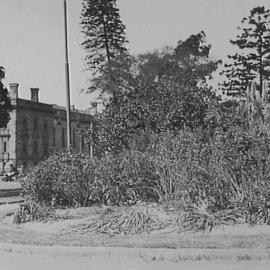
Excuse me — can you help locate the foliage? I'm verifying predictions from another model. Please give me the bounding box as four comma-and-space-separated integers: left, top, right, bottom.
180, 203, 243, 233
149, 126, 270, 227
174, 31, 220, 85
0, 66, 12, 128
74, 205, 167, 236
81, 0, 128, 73
147, 130, 234, 206
222, 6, 270, 97
13, 201, 55, 224
205, 99, 248, 135
95, 32, 220, 154
96, 81, 212, 154
90, 150, 160, 204
89, 52, 136, 96
22, 150, 160, 207
23, 122, 270, 230
22, 151, 96, 207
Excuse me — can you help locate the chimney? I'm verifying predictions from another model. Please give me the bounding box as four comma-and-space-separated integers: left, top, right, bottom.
9, 83, 19, 99
30, 88, 39, 102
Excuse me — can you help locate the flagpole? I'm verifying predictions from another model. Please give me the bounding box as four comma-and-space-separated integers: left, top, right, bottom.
64, 0, 71, 149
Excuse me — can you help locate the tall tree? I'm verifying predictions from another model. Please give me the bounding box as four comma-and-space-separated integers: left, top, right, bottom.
222, 6, 270, 97
81, 0, 128, 73
95, 32, 220, 154
0, 67, 12, 128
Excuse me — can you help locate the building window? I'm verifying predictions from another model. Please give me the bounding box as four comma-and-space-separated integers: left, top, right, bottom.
52, 127, 56, 147
22, 117, 28, 139
43, 119, 48, 135
3, 142, 7, 153
22, 144, 28, 155
33, 142, 38, 155
72, 129, 76, 148
62, 128, 65, 148
33, 119, 39, 138
33, 119, 38, 129
23, 162, 27, 172
44, 119, 48, 129
44, 142, 49, 157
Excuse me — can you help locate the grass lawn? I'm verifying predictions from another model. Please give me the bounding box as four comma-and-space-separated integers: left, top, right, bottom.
1, 204, 270, 249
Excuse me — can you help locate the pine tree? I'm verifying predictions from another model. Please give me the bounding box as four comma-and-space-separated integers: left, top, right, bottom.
222, 6, 270, 97
81, 0, 128, 72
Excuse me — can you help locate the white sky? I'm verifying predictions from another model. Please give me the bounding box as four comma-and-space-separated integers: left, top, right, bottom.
0, 0, 269, 109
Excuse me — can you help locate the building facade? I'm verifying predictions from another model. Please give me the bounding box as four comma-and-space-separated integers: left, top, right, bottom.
0, 83, 94, 174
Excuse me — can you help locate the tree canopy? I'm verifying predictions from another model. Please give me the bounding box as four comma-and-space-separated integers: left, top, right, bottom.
94, 32, 220, 154
81, 0, 128, 73
222, 6, 270, 97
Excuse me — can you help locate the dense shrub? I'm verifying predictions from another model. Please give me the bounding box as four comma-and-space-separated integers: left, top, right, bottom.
22, 150, 160, 207
147, 127, 270, 225
91, 151, 160, 204
22, 152, 96, 207
22, 124, 270, 227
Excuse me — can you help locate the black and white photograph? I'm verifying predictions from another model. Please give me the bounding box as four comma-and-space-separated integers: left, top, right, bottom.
1, 0, 270, 269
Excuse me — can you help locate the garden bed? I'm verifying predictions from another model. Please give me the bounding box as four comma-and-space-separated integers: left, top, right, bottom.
1, 204, 270, 249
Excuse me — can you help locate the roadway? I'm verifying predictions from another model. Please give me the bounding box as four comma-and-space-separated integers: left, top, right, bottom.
0, 252, 270, 270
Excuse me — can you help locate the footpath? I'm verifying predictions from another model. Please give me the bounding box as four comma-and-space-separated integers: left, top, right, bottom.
0, 242, 270, 262
0, 181, 22, 205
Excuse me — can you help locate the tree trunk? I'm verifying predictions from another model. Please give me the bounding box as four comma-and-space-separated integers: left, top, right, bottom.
258, 35, 263, 96
102, 18, 111, 63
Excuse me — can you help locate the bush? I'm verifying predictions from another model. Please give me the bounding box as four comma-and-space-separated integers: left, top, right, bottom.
90, 151, 160, 204
22, 150, 160, 208
147, 127, 270, 226
22, 124, 270, 228
13, 201, 55, 224
22, 151, 96, 207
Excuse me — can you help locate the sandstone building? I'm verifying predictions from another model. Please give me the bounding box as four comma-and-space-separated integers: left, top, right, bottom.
0, 83, 94, 174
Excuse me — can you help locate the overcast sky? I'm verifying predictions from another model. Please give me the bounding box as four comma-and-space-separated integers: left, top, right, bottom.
0, 0, 269, 109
